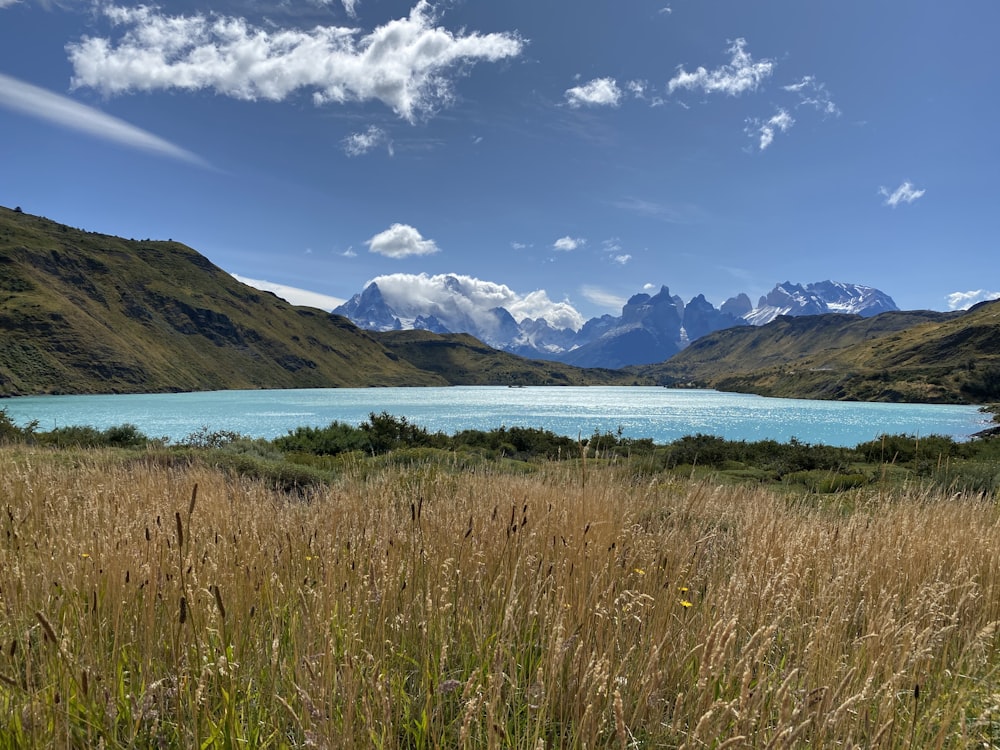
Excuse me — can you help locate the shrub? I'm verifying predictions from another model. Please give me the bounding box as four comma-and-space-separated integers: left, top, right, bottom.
0, 408, 37, 443
273, 421, 367, 456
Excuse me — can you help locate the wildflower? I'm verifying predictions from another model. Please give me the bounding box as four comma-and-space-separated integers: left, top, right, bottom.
679, 600, 693, 608
80, 553, 91, 559
678, 586, 689, 593
633, 567, 645, 576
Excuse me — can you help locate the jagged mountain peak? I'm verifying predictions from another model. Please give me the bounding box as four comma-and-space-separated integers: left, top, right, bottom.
335, 276, 898, 369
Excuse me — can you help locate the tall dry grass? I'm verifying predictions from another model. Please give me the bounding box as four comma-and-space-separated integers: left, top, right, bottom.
0, 447, 997, 748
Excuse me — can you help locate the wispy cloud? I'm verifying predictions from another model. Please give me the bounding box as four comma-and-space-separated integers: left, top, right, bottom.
747, 108, 794, 150
0, 0, 22, 8
784, 75, 839, 116
342, 125, 391, 157
611, 196, 707, 224
601, 237, 631, 265
668, 38, 774, 97
581, 285, 627, 311
879, 181, 926, 207
0, 72, 208, 167
946, 290, 1000, 311
232, 274, 346, 310
341, 0, 359, 18
565, 77, 622, 108
553, 236, 584, 251
67, 1, 524, 123
367, 223, 440, 258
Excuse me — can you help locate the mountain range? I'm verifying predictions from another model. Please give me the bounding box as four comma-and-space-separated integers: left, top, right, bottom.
334, 278, 899, 369
2, 205, 996, 404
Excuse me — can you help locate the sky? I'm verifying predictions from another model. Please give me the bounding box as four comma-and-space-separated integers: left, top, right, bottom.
1, 0, 998, 327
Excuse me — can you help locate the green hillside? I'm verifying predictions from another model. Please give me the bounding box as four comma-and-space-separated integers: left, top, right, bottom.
636, 304, 1000, 403
0, 206, 642, 395
0, 206, 449, 394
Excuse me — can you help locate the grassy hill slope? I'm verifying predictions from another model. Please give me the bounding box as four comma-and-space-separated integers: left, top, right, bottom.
0, 206, 451, 394
636, 304, 1000, 403
0, 207, 641, 395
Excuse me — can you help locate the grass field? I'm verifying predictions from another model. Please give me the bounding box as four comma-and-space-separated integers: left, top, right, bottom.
1, 446, 997, 748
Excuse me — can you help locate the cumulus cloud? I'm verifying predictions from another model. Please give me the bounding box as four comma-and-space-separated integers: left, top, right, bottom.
946, 290, 1000, 311
565, 77, 622, 108
0, 72, 207, 166
553, 236, 584, 252
371, 272, 586, 331
581, 285, 627, 311
879, 181, 926, 207
232, 274, 346, 310
66, 1, 524, 123
748, 108, 794, 150
367, 223, 440, 258
342, 125, 391, 156
668, 38, 774, 96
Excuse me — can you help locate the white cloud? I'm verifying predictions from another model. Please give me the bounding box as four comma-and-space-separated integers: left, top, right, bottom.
748, 108, 794, 150
342, 0, 359, 18
342, 125, 390, 156
601, 238, 629, 263
783, 75, 839, 116
0, 72, 208, 166
67, 1, 524, 123
371, 272, 586, 330
879, 181, 926, 207
0, 0, 21, 7
625, 79, 645, 98
565, 77, 622, 108
367, 223, 440, 258
553, 236, 584, 252
668, 38, 774, 97
581, 285, 627, 311
946, 290, 1000, 311
232, 274, 346, 310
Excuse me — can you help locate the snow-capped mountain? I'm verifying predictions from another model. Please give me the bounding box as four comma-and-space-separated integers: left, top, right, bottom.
334, 278, 898, 369
742, 281, 898, 325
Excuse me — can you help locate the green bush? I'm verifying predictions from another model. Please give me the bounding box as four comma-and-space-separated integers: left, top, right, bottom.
35, 423, 150, 449
0, 408, 37, 443
273, 421, 367, 455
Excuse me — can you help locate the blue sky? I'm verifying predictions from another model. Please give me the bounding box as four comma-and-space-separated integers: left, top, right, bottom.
1, 0, 997, 325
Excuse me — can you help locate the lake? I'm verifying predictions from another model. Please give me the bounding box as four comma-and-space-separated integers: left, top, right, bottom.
1, 387, 988, 447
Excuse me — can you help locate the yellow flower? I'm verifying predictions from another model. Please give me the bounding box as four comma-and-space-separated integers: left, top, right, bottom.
633, 568, 645, 576
679, 600, 693, 608
678, 586, 689, 593
80, 553, 91, 559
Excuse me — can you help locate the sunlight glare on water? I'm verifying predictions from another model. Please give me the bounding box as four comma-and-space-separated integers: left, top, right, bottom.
2, 386, 987, 447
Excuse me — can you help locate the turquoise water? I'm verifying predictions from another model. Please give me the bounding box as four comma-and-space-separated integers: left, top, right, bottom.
1, 387, 987, 447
